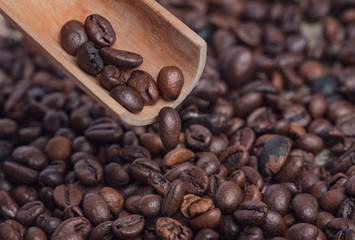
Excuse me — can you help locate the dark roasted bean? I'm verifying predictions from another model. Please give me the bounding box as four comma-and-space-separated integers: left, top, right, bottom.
159, 107, 181, 150
100, 47, 143, 69
60, 20, 88, 55
83, 193, 112, 225
99, 65, 125, 90
233, 200, 268, 227
77, 41, 103, 75
161, 179, 185, 216
110, 86, 144, 113
127, 70, 159, 105
284, 223, 326, 240
112, 214, 145, 239
85, 14, 115, 47
157, 66, 184, 101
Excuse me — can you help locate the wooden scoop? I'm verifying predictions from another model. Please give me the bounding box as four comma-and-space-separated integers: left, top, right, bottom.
0, 0, 207, 126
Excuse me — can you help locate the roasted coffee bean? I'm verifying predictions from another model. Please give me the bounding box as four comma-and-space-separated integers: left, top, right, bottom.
51, 217, 91, 240
137, 194, 162, 218
100, 47, 143, 69
244, 184, 261, 202
110, 86, 144, 113
84, 14, 115, 47
189, 208, 222, 230
88, 221, 115, 240
99, 65, 125, 90
233, 200, 268, 226
185, 124, 212, 151
262, 210, 287, 238
319, 188, 347, 214
237, 226, 263, 240
77, 41, 103, 75
104, 162, 130, 188
62, 205, 85, 219
127, 70, 159, 105
25, 226, 47, 240
232, 22, 261, 47
220, 46, 254, 86
179, 166, 209, 196
214, 181, 243, 214
258, 136, 292, 177
161, 179, 185, 216
156, 217, 193, 240
60, 20, 88, 55
2, 161, 39, 185
316, 211, 335, 231
273, 155, 304, 183
99, 187, 124, 216
284, 223, 326, 240
0, 189, 19, 219
12, 146, 48, 170
83, 193, 112, 225
148, 172, 170, 195
337, 198, 355, 220
247, 107, 277, 134
45, 136, 71, 162
35, 214, 62, 236
220, 145, 249, 172
240, 166, 264, 190
312, 75, 339, 97
217, 215, 241, 240
16, 200, 45, 226
112, 214, 145, 239
181, 194, 214, 218
74, 158, 103, 186
157, 66, 184, 101
230, 127, 255, 153
130, 158, 161, 184
262, 184, 291, 216
159, 107, 181, 150
292, 193, 318, 223
162, 148, 194, 171
53, 184, 82, 209
194, 228, 219, 240
0, 220, 26, 240
196, 155, 220, 176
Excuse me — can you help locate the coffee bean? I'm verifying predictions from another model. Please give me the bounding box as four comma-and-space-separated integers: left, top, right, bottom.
88, 221, 115, 240
220, 46, 254, 86
214, 181, 243, 214
0, 220, 26, 240
127, 70, 159, 105
181, 194, 214, 218
45, 136, 71, 162
148, 172, 171, 195
161, 179, 185, 217
273, 155, 304, 183
112, 214, 145, 239
110, 86, 144, 113
77, 41, 103, 75
25, 227, 47, 240
162, 148, 194, 171
262, 210, 287, 238
232, 22, 261, 47
83, 193, 112, 225
284, 223, 326, 240
74, 158, 103, 186
258, 136, 292, 177
99, 187, 124, 216
325, 218, 355, 239
156, 217, 193, 240
262, 184, 291, 216
233, 200, 268, 226
196, 155, 220, 176
137, 194, 162, 218
104, 162, 130, 188
189, 208, 222, 230
312, 75, 339, 97
53, 184, 82, 209
316, 211, 335, 231
130, 158, 161, 184
0, 189, 19, 219
99, 65, 125, 90
157, 66, 184, 101
100, 47, 143, 69
185, 124, 212, 151
35, 214, 62, 236
194, 228, 219, 240
84, 14, 115, 47
62, 205, 85, 219
2, 161, 39, 185
159, 107, 181, 150
16, 200, 45, 226
12, 146, 48, 170
237, 226, 264, 240
319, 188, 347, 214
179, 166, 209, 196
60, 20, 88, 55
292, 193, 318, 223
220, 145, 249, 172
51, 217, 91, 240
240, 166, 264, 191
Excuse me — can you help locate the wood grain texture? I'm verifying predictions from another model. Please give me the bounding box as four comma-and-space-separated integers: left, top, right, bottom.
0, 0, 207, 125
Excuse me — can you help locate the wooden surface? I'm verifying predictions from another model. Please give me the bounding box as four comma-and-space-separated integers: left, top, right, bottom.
0, 0, 207, 126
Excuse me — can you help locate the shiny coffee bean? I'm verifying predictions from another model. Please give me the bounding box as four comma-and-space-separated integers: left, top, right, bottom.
88, 221, 115, 240
220, 145, 249, 172
100, 47, 143, 69
25, 227, 47, 240
127, 70, 159, 105
156, 217, 193, 240
189, 208, 222, 230
214, 181, 243, 214
233, 200, 268, 226
12, 146, 48, 170
51, 217, 91, 240
74, 158, 103, 186
110, 86, 144, 113
16, 200, 45, 226
112, 214, 145, 239
181, 194, 214, 218
284, 223, 326, 240
262, 184, 291, 216
99, 65, 125, 90
137, 194, 162, 218
157, 66, 184, 101
291, 193, 318, 223
53, 184, 82, 209
84, 14, 115, 47
0, 189, 19, 219
161, 179, 185, 217
262, 210, 287, 238
179, 166, 209, 196
159, 107, 181, 150
258, 136, 292, 177
148, 172, 171, 195
0, 220, 26, 240
60, 20, 88, 55
77, 41, 103, 75
83, 193, 112, 225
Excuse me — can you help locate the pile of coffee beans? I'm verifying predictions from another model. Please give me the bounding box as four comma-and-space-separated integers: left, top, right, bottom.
0, 0, 355, 239
60, 14, 184, 113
